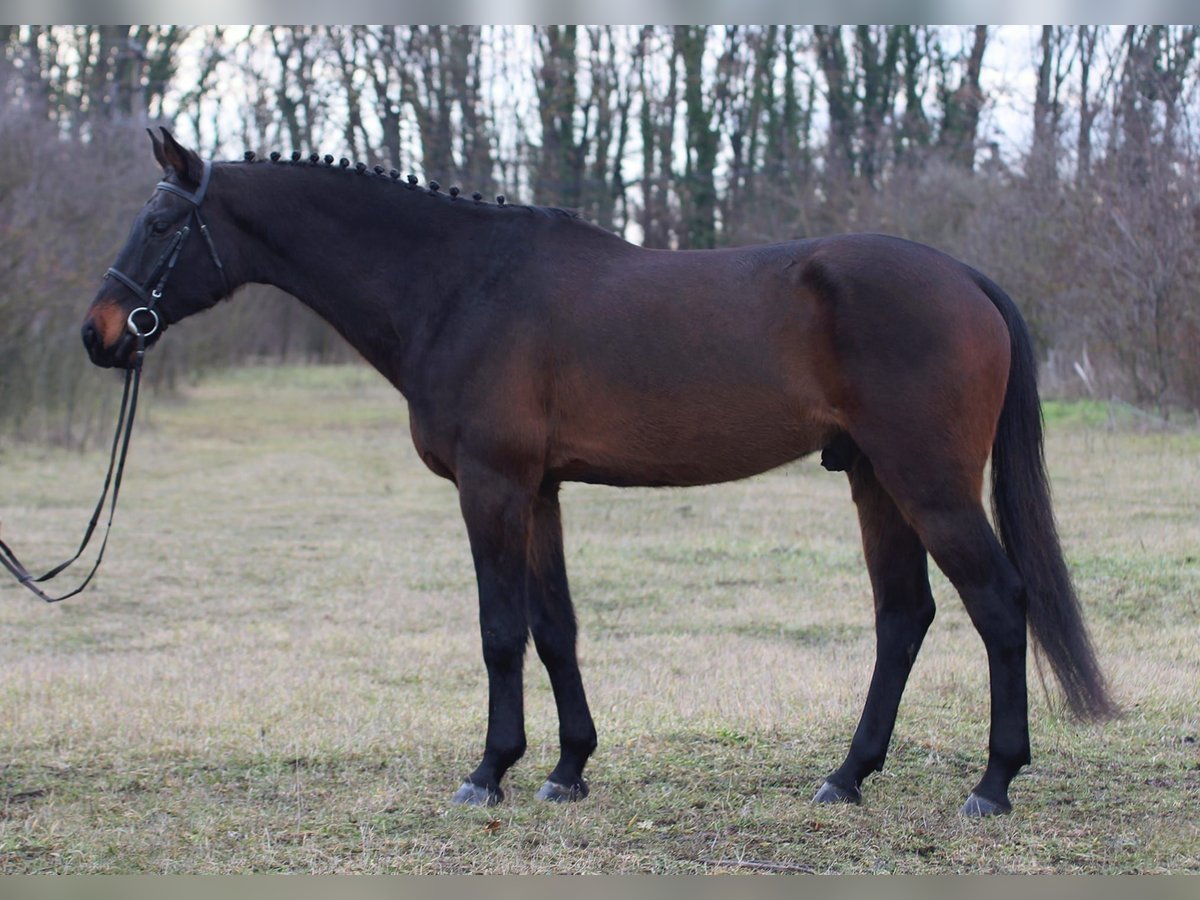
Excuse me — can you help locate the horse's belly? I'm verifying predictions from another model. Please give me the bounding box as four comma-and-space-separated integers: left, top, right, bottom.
548, 397, 838, 488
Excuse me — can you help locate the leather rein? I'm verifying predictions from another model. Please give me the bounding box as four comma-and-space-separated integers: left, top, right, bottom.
1, 159, 228, 603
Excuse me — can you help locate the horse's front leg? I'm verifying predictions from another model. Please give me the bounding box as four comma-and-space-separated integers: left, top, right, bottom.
527, 482, 597, 802
451, 461, 536, 806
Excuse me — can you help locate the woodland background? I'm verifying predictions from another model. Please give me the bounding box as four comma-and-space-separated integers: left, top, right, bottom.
1, 25, 1198, 445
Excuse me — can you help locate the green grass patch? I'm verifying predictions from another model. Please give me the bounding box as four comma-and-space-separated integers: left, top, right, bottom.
1041, 399, 1117, 429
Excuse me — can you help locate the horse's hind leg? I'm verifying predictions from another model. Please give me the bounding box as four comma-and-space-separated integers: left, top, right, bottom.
908, 500, 1029, 815
814, 451, 936, 805
527, 483, 597, 801
852, 443, 1030, 815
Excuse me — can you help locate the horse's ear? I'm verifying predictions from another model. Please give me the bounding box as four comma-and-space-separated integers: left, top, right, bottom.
158, 127, 205, 187
147, 127, 168, 170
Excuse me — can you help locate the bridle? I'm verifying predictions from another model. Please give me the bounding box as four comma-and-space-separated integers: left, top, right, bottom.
1, 158, 228, 603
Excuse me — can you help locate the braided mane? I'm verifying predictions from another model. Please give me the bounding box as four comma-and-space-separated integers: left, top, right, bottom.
238, 148, 581, 221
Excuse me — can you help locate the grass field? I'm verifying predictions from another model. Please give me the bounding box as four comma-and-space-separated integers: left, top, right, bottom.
0, 364, 1197, 873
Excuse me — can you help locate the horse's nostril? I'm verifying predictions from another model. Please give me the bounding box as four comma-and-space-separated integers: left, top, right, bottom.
81, 322, 98, 352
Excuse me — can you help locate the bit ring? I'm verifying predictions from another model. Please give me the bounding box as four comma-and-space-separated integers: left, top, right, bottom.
126, 307, 160, 338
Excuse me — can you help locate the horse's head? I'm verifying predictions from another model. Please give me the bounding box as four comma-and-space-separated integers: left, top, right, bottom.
82, 128, 232, 368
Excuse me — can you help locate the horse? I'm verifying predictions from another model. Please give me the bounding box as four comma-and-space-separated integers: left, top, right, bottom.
81, 128, 1114, 817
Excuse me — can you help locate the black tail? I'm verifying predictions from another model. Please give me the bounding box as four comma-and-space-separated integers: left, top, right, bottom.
973, 270, 1117, 720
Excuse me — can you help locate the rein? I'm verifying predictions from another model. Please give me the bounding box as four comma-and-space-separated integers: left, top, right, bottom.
1, 159, 227, 603
0, 329, 147, 602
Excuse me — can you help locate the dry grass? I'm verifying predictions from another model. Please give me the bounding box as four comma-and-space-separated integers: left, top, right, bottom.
0, 365, 1197, 873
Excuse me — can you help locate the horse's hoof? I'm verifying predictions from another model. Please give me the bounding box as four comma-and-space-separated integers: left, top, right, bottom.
812, 780, 861, 805
451, 780, 503, 806
960, 792, 1011, 817
535, 779, 589, 802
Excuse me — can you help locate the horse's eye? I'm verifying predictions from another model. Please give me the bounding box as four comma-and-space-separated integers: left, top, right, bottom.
150, 220, 170, 235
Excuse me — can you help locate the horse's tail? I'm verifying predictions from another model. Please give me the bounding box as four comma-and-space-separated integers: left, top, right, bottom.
972, 269, 1117, 720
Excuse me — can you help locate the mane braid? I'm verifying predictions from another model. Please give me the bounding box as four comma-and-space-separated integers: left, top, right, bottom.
233, 150, 584, 221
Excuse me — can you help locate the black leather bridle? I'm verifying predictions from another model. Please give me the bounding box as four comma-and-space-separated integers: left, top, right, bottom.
104, 158, 232, 334
1, 159, 228, 603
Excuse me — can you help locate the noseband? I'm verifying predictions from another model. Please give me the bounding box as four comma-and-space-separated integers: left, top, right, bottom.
104, 158, 231, 336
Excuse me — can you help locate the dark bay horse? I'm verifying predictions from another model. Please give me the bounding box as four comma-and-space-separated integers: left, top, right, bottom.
82, 129, 1114, 816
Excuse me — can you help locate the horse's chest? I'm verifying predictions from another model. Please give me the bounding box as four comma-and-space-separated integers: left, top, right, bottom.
408, 409, 455, 482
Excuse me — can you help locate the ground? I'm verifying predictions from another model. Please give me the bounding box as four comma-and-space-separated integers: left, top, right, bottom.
0, 365, 1196, 873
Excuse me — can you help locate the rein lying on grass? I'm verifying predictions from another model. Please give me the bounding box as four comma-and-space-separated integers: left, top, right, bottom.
1, 327, 147, 603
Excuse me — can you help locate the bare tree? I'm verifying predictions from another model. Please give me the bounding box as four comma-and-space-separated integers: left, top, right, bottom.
636, 27, 680, 248
676, 25, 718, 248
935, 26, 989, 171
1029, 26, 1073, 184
269, 26, 324, 153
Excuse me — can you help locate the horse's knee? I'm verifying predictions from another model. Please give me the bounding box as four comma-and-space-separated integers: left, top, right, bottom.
481, 628, 529, 671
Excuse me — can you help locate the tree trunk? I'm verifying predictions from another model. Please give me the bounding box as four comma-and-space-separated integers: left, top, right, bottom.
677, 26, 717, 248
937, 25, 989, 171
814, 25, 857, 182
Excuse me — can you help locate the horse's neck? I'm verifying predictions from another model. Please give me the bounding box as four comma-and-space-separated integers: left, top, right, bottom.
230, 173, 487, 386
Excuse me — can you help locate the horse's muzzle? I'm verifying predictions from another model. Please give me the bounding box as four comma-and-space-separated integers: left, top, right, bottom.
81, 314, 148, 369
82, 321, 125, 368
82, 299, 163, 369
